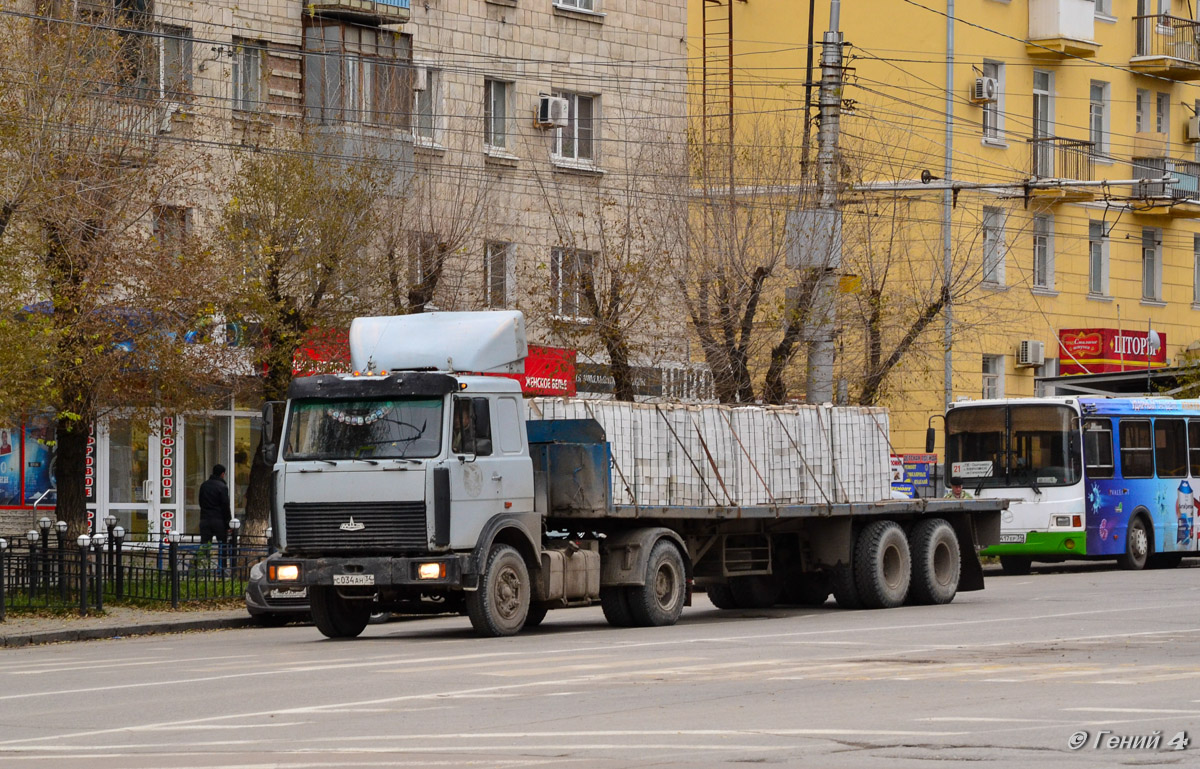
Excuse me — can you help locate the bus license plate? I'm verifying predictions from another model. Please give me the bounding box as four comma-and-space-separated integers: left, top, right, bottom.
333, 574, 375, 586
999, 533, 1026, 544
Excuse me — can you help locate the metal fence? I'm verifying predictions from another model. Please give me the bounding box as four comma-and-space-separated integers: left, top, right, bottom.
0, 530, 269, 619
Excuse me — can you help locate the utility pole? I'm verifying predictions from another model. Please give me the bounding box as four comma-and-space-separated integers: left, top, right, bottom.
804, 0, 843, 405
942, 0, 955, 410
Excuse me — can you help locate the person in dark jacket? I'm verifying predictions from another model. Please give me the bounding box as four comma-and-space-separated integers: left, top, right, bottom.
198, 464, 231, 545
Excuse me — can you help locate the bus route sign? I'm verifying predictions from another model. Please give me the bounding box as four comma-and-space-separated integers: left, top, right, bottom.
951, 461, 993, 479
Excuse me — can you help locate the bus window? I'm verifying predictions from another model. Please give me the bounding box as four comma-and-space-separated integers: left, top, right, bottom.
1119, 419, 1153, 478
1190, 420, 1200, 476
1083, 418, 1114, 479
1154, 418, 1187, 478
1010, 405, 1081, 486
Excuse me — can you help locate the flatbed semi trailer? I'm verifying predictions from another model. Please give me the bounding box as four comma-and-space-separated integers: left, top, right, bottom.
264, 312, 1006, 638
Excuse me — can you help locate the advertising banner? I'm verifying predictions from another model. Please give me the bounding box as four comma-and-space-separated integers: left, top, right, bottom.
901, 453, 937, 488
23, 415, 55, 505
501, 346, 576, 396
1059, 328, 1168, 375
0, 425, 19, 505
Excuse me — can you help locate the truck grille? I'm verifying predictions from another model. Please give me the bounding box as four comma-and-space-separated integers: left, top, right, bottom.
284, 501, 428, 554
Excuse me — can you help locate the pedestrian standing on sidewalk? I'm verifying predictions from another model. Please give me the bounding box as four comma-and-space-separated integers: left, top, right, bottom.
198, 464, 231, 545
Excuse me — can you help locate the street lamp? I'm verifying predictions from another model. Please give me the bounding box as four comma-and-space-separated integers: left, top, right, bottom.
26, 529, 39, 599
37, 517, 51, 592
113, 526, 126, 599
166, 530, 181, 609
0, 537, 8, 622
228, 518, 242, 572
1147, 327, 1161, 394
103, 515, 117, 582
54, 521, 68, 601
76, 534, 91, 616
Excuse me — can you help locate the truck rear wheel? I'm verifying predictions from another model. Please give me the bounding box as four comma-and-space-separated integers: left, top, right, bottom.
783, 573, 831, 606
310, 586, 371, 639
831, 562, 861, 610
627, 540, 686, 627
729, 575, 782, 609
908, 518, 960, 605
466, 544, 530, 637
854, 520, 911, 609
705, 583, 738, 610
601, 587, 635, 626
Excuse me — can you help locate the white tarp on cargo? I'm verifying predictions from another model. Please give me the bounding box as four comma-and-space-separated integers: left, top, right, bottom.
528, 399, 893, 506
349, 311, 527, 374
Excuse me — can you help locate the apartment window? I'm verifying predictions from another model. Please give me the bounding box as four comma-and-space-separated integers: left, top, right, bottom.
146, 25, 193, 99
552, 92, 596, 162
485, 241, 511, 309
550, 247, 595, 319
484, 79, 510, 150
1142, 227, 1162, 301
414, 66, 440, 142
982, 355, 1004, 399
409, 231, 438, 286
1095, 0, 1112, 15
1032, 71, 1052, 139
1156, 92, 1170, 134
982, 207, 1005, 285
1089, 220, 1109, 295
153, 206, 190, 255
303, 22, 411, 127
1089, 81, 1108, 155
981, 61, 1003, 142
1033, 214, 1054, 290
233, 39, 266, 113
1136, 89, 1150, 132
1194, 235, 1200, 305
555, 0, 596, 9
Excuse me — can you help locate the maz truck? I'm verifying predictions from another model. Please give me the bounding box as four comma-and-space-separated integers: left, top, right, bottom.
263, 312, 1006, 639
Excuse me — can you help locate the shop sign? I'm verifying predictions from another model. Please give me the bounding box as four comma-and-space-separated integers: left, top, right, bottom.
1059, 328, 1167, 375
489, 346, 576, 396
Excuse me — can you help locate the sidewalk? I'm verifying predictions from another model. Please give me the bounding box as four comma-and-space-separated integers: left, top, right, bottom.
0, 606, 256, 648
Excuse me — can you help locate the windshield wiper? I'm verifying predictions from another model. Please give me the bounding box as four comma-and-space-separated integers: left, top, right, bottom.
390, 458, 421, 465
352, 458, 379, 465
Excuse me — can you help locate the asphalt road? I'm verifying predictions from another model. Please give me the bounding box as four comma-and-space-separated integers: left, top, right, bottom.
1, 563, 1199, 769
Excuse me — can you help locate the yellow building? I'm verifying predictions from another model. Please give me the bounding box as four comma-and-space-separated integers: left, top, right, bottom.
689, 0, 1200, 453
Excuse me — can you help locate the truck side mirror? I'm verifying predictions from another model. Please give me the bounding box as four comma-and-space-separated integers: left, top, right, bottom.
925, 427, 936, 454
261, 401, 281, 464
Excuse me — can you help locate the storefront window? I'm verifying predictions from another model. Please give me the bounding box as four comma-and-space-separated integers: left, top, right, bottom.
233, 416, 261, 517
183, 415, 229, 533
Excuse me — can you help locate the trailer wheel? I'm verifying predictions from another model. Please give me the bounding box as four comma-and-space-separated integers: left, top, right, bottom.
1117, 515, 1151, 571
466, 544, 530, 637
730, 575, 782, 609
998, 556, 1032, 576
310, 586, 371, 639
854, 520, 911, 609
523, 604, 549, 629
627, 540, 686, 627
601, 587, 635, 626
908, 518, 960, 605
705, 583, 739, 610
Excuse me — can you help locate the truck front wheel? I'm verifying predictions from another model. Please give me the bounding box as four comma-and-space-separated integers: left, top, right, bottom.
466, 544, 530, 637
627, 541, 686, 627
310, 586, 371, 639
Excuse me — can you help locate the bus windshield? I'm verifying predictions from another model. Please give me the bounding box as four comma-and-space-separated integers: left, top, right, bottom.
284, 397, 444, 461
946, 404, 1081, 489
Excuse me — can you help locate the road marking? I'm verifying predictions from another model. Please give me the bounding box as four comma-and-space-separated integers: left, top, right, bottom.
1066, 707, 1200, 715
919, 717, 1068, 724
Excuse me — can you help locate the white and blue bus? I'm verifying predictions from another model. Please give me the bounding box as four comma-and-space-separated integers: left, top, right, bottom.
942, 396, 1199, 574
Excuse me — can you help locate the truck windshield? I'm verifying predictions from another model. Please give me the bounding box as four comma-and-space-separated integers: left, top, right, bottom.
284, 397, 443, 461
945, 404, 1081, 489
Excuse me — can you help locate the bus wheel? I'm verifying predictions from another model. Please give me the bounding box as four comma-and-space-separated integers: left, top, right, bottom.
729, 575, 782, 609
1118, 516, 1151, 571
310, 587, 371, 639
705, 583, 739, 610
466, 544, 530, 637
1149, 552, 1184, 569
998, 556, 1032, 576
854, 520, 911, 609
908, 518, 961, 605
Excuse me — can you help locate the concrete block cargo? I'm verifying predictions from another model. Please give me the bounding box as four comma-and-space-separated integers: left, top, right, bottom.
262, 311, 1007, 639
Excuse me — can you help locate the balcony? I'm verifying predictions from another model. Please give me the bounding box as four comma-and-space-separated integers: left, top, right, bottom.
311, 122, 414, 187
1026, 0, 1100, 58
306, 0, 411, 25
1028, 136, 1096, 201
1131, 14, 1200, 80
1130, 157, 1200, 216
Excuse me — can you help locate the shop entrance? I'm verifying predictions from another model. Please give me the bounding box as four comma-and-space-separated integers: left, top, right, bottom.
103, 416, 182, 539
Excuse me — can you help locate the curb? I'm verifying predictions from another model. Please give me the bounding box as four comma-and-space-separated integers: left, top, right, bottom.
1, 616, 256, 648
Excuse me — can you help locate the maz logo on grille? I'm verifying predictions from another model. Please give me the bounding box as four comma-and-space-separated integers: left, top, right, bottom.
339, 517, 366, 532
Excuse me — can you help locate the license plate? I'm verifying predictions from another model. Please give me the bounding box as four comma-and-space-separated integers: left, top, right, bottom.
269, 588, 307, 599
333, 574, 375, 586
1000, 533, 1026, 544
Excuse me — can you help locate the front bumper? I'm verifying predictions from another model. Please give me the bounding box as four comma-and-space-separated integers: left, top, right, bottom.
981, 530, 1086, 557
267, 555, 471, 590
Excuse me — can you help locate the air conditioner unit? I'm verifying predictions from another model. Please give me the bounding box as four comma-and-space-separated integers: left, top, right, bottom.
1187, 115, 1200, 143
536, 95, 570, 128
969, 76, 998, 104
1017, 339, 1045, 368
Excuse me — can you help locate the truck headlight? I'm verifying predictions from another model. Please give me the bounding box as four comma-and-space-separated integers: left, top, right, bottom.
270, 563, 301, 582
417, 562, 445, 580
